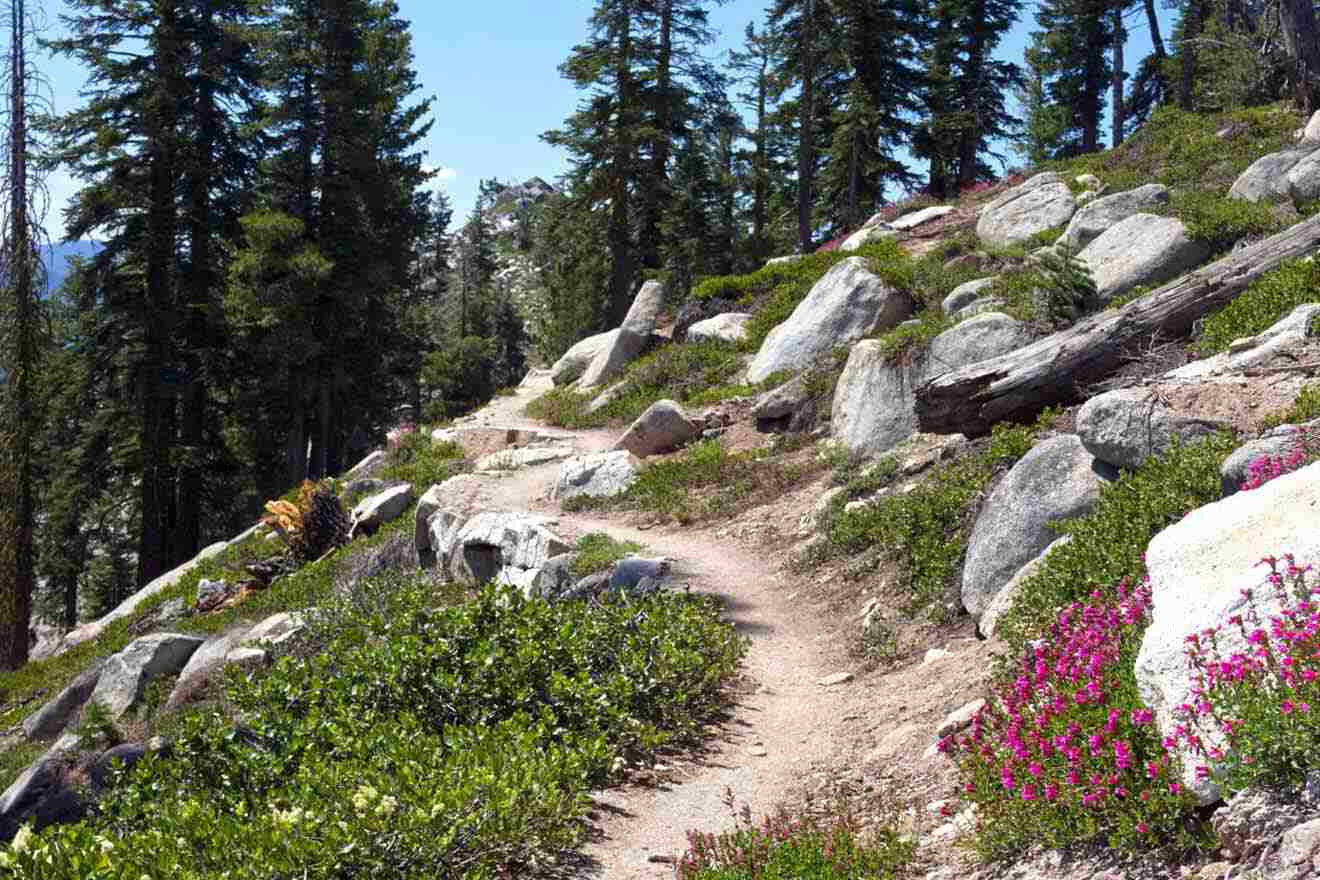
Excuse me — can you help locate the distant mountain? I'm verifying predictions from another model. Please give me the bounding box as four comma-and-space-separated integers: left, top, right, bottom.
42, 240, 102, 295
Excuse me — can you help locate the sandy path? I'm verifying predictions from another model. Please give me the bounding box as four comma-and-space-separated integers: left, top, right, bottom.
445, 374, 857, 877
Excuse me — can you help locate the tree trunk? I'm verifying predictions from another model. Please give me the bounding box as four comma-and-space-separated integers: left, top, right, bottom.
796, 0, 816, 253
138, 0, 183, 586
1112, 4, 1126, 148
914, 213, 1320, 434
607, 2, 637, 325
1279, 0, 1320, 114
3, 0, 33, 669
752, 50, 768, 260
955, 5, 985, 193
1145, 0, 1166, 59
640, 0, 672, 271
285, 371, 306, 488
1180, 0, 1201, 110
177, 0, 219, 563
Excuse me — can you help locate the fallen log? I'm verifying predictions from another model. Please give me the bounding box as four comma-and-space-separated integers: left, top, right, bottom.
914, 213, 1320, 435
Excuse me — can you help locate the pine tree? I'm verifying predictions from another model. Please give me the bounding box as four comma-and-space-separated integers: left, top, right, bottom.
1028, 0, 1114, 157
728, 21, 780, 267
0, 0, 45, 667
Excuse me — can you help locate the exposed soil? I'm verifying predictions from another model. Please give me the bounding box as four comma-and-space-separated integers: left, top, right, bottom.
446, 373, 993, 878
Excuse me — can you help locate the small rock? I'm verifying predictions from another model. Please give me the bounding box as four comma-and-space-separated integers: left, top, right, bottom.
936, 698, 986, 738
818, 672, 854, 687
747, 744, 768, 757
922, 648, 949, 665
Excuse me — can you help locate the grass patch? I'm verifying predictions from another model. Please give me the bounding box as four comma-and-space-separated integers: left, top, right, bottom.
1042, 103, 1299, 197
525, 341, 790, 430
1196, 259, 1320, 355
996, 434, 1237, 651
377, 431, 467, 486
571, 532, 645, 578
8, 579, 746, 877
568, 438, 820, 525
1167, 190, 1281, 252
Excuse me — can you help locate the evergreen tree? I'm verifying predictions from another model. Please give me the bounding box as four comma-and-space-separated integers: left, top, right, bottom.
728, 21, 781, 266
0, 0, 45, 667
1029, 0, 1114, 157
531, 191, 611, 361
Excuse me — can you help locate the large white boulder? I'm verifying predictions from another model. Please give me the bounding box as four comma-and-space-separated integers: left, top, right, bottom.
890, 205, 955, 231
577, 281, 666, 388
613, 399, 703, 458
839, 224, 897, 252
1076, 388, 1229, 470
1229, 147, 1319, 203
962, 436, 1117, 619
976, 173, 1077, 248
746, 257, 913, 384
1058, 184, 1170, 251
942, 277, 998, 316
550, 329, 619, 386
686, 312, 753, 345
440, 512, 572, 589
552, 451, 642, 502
89, 633, 206, 720
1078, 214, 1211, 305
349, 483, 415, 538
1135, 462, 1320, 804
831, 313, 1035, 457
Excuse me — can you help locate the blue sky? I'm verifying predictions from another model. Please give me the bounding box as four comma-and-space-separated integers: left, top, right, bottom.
35, 0, 1171, 238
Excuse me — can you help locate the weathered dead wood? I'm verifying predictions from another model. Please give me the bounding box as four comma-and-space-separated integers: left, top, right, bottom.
914, 213, 1320, 435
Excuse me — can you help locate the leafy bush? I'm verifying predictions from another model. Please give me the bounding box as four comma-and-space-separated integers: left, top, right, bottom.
1197, 260, 1320, 356
947, 581, 1196, 856
572, 532, 644, 578
1179, 555, 1320, 793
676, 806, 913, 880
997, 435, 1237, 651
5, 580, 746, 878
1170, 190, 1280, 253
377, 433, 467, 487
1262, 384, 1320, 430
525, 341, 781, 429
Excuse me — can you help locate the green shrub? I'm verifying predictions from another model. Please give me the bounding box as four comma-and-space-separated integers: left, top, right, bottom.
525, 341, 778, 429
1263, 383, 1320, 429
1197, 260, 1320, 355
676, 808, 913, 880
377, 434, 467, 487
874, 309, 953, 359
1169, 190, 1280, 253
996, 434, 1237, 651
6, 579, 746, 878
572, 532, 644, 578
574, 439, 818, 524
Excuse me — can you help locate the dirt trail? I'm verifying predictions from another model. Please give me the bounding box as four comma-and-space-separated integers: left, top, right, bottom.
445, 374, 859, 878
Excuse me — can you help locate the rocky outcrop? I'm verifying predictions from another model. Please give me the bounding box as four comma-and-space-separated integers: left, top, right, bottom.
751, 373, 820, 432
673, 297, 739, 344
349, 484, 415, 538
1078, 214, 1211, 305
245, 611, 309, 649
1171, 303, 1320, 380
977, 536, 1073, 639
962, 436, 1117, 619
831, 313, 1035, 457
427, 511, 572, 594
840, 224, 896, 252
0, 756, 82, 843
941, 277, 997, 316
1288, 150, 1320, 204
164, 626, 260, 711
1058, 183, 1170, 250
578, 281, 666, 388
22, 662, 105, 741
1230, 147, 1318, 204
552, 451, 642, 502
550, 329, 618, 386
613, 400, 702, 458
1076, 387, 1229, 470
89, 633, 205, 720
747, 257, 913, 384
1221, 421, 1319, 496
976, 173, 1077, 248
475, 446, 575, 472
1136, 462, 1320, 804
890, 205, 955, 230
686, 313, 753, 345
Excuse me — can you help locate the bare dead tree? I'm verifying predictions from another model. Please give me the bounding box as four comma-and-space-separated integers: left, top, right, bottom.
0, 0, 50, 670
